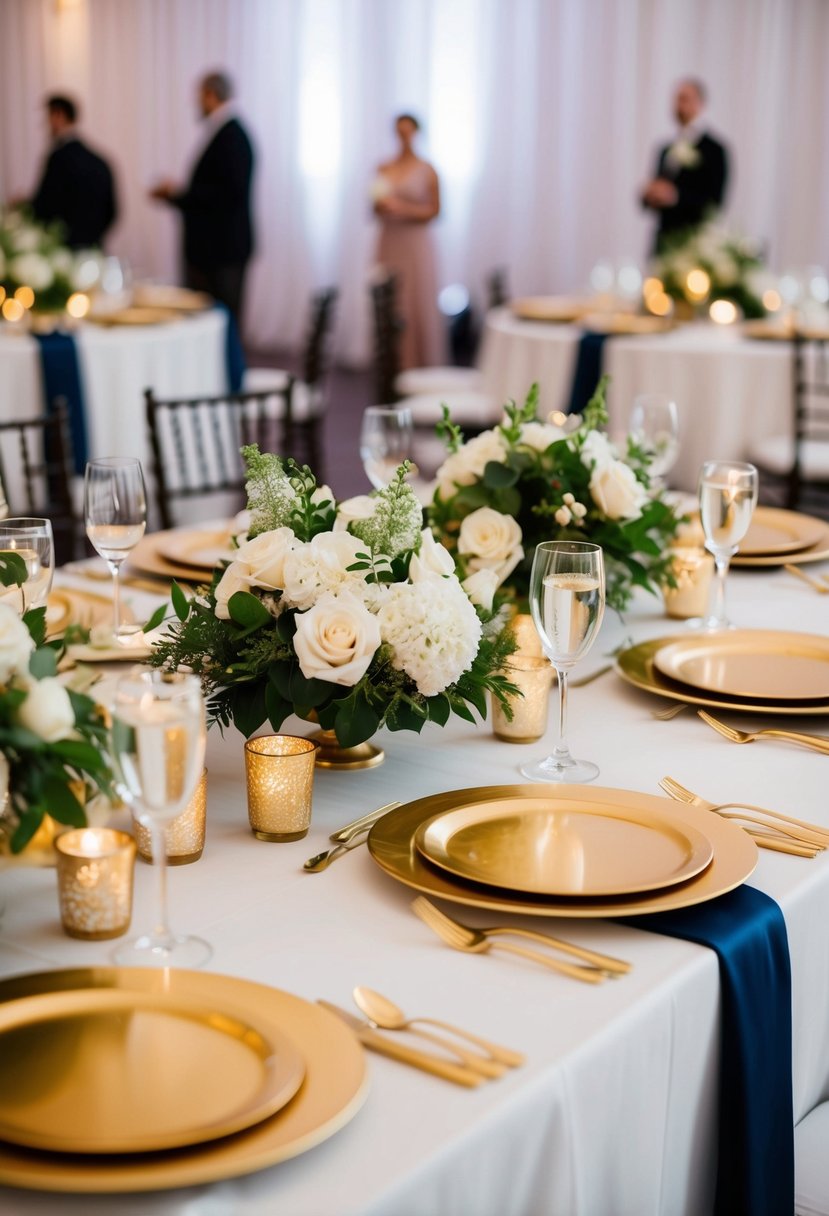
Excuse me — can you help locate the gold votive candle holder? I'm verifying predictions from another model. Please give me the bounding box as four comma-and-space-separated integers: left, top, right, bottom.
244, 735, 318, 841
663, 547, 715, 619
508, 612, 544, 659
132, 769, 207, 866
55, 828, 137, 940
492, 656, 553, 743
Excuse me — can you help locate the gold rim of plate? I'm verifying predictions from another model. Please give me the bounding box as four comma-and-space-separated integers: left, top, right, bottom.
615, 636, 829, 715
652, 629, 829, 702
46, 587, 133, 636
156, 529, 235, 571
128, 532, 216, 584
735, 506, 827, 557
414, 798, 714, 897
0, 968, 368, 1194
367, 784, 756, 918
580, 312, 675, 335
510, 296, 591, 323
0, 988, 305, 1155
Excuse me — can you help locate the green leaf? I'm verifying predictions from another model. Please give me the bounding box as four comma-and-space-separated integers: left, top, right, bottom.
50, 739, 105, 770
232, 683, 269, 738
462, 683, 488, 718
334, 696, 380, 748
171, 580, 190, 622
11, 807, 45, 854
28, 646, 58, 679
289, 668, 339, 709
22, 606, 47, 647
143, 603, 168, 633
228, 591, 271, 631
268, 662, 294, 700
42, 777, 86, 827
482, 461, 518, 490
426, 694, 451, 726
0, 550, 27, 588
265, 682, 291, 732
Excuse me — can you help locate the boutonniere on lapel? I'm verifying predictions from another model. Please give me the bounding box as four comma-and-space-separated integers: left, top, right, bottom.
668, 139, 701, 169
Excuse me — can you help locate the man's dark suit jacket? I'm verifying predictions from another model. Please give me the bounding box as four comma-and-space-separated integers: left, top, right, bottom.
651, 132, 729, 250
172, 118, 254, 271
31, 137, 118, 248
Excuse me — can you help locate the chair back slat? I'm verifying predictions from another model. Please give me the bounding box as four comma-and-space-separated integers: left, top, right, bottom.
371, 276, 402, 405
303, 288, 338, 387
0, 405, 80, 561
788, 334, 829, 510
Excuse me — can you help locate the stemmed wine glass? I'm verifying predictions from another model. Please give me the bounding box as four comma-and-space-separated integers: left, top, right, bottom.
629, 394, 680, 486
360, 406, 413, 489
0, 518, 54, 613
111, 669, 209, 968
84, 457, 146, 642
520, 541, 606, 784
698, 460, 759, 630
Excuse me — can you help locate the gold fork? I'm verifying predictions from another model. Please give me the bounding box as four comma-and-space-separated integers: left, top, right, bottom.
652, 701, 688, 720
412, 897, 625, 982
784, 564, 829, 594
697, 710, 829, 756
660, 776, 829, 851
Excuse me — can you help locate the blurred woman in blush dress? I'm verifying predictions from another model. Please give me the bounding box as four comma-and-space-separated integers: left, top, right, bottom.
372, 114, 446, 369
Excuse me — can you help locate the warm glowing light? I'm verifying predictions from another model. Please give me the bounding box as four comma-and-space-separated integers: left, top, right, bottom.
643, 276, 664, 297
709, 299, 738, 325
66, 292, 91, 318
762, 289, 782, 312
549, 411, 568, 427
0, 286, 5, 306
14, 286, 34, 309
2, 298, 24, 322
646, 290, 673, 317
685, 269, 711, 301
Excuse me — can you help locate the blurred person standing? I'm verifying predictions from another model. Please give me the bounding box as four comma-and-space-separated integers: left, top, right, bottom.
30, 95, 118, 248
641, 79, 729, 253
373, 114, 445, 369
150, 71, 254, 326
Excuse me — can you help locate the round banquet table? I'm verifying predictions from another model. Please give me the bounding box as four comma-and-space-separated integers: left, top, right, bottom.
2, 555, 829, 1215
478, 307, 793, 490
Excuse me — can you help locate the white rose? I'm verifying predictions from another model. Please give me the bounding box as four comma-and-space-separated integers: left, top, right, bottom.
17, 677, 75, 742
0, 603, 35, 683
463, 569, 499, 611
235, 527, 295, 590
282, 531, 367, 611
519, 421, 567, 452
435, 429, 508, 499
312, 484, 335, 507
580, 430, 615, 472
293, 590, 381, 686
590, 459, 648, 521
8, 253, 54, 291
333, 495, 375, 532
214, 561, 249, 619
409, 529, 455, 582
458, 507, 524, 585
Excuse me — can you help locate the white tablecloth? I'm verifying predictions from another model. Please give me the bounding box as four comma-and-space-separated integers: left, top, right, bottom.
479, 308, 793, 490
2, 561, 829, 1216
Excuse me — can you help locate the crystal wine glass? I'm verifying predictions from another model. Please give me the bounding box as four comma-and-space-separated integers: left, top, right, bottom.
520, 541, 606, 784
360, 406, 413, 489
698, 460, 758, 630
84, 457, 146, 642
629, 393, 680, 485
0, 517, 54, 614
111, 669, 209, 968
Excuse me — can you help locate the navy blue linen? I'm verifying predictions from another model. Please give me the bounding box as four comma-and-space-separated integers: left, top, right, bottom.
33, 330, 89, 473
566, 331, 608, 415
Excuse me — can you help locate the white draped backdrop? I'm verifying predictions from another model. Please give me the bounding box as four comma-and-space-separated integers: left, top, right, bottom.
0, 0, 827, 362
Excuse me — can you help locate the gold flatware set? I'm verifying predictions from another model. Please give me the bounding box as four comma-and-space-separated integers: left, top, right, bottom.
697, 710, 829, 754
304, 803, 402, 872
784, 564, 829, 593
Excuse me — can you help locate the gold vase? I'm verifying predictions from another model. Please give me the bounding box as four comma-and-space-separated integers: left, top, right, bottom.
308, 727, 384, 771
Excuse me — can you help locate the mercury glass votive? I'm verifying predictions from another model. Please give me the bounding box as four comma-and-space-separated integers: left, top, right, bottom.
132, 769, 207, 865
55, 828, 137, 940
508, 613, 544, 659
663, 547, 716, 619
244, 736, 318, 841
492, 657, 553, 743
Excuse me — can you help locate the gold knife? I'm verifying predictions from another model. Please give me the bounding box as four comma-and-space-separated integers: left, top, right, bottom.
317, 1001, 483, 1087
328, 802, 402, 843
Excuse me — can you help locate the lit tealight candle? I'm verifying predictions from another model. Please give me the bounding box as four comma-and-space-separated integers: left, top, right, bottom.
55, 827, 137, 940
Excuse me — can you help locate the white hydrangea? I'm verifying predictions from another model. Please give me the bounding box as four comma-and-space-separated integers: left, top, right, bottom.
580, 429, 615, 472
282, 531, 369, 611
376, 577, 482, 697
519, 421, 567, 452
435, 429, 508, 499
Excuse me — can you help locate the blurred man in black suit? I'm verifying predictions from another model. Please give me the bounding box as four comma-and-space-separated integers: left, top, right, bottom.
150, 71, 254, 326
641, 79, 729, 252
31, 95, 118, 248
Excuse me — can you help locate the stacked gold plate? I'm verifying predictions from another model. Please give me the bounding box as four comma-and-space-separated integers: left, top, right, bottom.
0, 968, 367, 1193
731, 506, 829, 568
510, 296, 593, 323
127, 528, 233, 584
616, 630, 829, 716
367, 784, 756, 917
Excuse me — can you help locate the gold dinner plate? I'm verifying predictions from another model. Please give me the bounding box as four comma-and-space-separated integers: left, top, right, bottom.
734, 506, 826, 557
127, 532, 216, 584
615, 636, 829, 715
46, 588, 132, 636
87, 306, 183, 327
510, 296, 591, 323
157, 529, 235, 570
132, 285, 212, 312
368, 785, 756, 918
0, 987, 305, 1154
733, 528, 829, 567
652, 630, 829, 702
0, 968, 368, 1193
580, 312, 675, 335
45, 590, 72, 635
415, 798, 713, 898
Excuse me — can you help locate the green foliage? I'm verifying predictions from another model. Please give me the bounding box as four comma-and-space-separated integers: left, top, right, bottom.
349, 463, 422, 559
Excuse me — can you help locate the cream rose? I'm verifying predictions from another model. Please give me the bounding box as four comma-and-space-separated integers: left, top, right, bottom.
17, 677, 75, 742
463, 568, 499, 612
409, 529, 455, 582
214, 561, 249, 620
458, 507, 524, 586
235, 527, 295, 590
282, 531, 367, 611
0, 603, 35, 683
293, 590, 381, 686
589, 459, 648, 521
333, 495, 375, 532
435, 430, 508, 499
519, 421, 566, 452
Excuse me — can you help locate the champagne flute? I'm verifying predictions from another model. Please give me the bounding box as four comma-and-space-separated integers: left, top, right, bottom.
0, 517, 54, 614
698, 460, 758, 630
84, 457, 146, 642
629, 394, 680, 485
360, 406, 413, 489
111, 669, 209, 968
520, 541, 605, 784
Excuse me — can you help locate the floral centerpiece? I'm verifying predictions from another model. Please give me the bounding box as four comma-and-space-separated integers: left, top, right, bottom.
0, 207, 99, 318
649, 221, 766, 319
428, 378, 682, 613
0, 555, 116, 855
153, 450, 517, 746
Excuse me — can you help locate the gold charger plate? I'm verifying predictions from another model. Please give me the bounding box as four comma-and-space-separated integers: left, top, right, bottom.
0, 968, 368, 1193
47, 588, 133, 636
0, 987, 305, 1154
87, 306, 183, 327
511, 296, 591, 323
732, 526, 829, 567
580, 312, 675, 335
157, 528, 235, 570
615, 636, 829, 716
128, 532, 216, 584
368, 785, 756, 918
415, 797, 713, 897
132, 285, 212, 312
652, 630, 829, 702
735, 506, 826, 557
